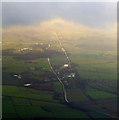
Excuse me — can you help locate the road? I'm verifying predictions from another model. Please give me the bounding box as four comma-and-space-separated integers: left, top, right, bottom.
47, 58, 69, 103
55, 32, 71, 64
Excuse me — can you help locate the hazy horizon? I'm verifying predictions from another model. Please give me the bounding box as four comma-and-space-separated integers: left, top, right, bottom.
2, 2, 116, 29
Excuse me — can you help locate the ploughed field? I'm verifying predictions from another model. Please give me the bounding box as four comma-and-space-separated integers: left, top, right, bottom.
2, 25, 117, 119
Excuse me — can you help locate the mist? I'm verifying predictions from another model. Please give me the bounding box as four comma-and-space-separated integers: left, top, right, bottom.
2, 2, 116, 28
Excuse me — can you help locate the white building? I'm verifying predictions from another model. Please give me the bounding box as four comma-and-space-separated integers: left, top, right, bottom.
24, 83, 31, 87
14, 74, 21, 79
20, 48, 32, 51
64, 64, 69, 67
68, 73, 75, 78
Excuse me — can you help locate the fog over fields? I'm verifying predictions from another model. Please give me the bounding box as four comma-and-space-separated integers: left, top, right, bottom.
2, 2, 117, 119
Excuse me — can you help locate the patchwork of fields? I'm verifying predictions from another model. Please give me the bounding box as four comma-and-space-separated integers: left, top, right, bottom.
2, 23, 117, 119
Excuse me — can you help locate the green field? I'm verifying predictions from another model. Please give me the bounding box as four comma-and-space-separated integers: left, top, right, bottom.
2, 23, 117, 118
2, 85, 89, 119
86, 86, 117, 99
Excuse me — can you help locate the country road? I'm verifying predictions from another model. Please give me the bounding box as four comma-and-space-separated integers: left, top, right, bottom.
55, 32, 71, 64
47, 58, 69, 103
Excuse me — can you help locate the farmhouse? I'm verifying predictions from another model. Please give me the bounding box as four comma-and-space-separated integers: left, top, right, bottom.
14, 74, 17, 77
64, 64, 69, 67
61, 48, 65, 52
13, 74, 21, 79
24, 83, 31, 87
19, 48, 32, 51
68, 73, 75, 78
46, 44, 51, 49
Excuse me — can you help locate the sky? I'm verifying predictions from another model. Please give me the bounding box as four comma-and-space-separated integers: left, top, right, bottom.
2, 2, 117, 28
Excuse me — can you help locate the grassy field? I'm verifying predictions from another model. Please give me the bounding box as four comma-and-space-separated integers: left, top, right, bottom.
3, 85, 55, 102
53, 81, 63, 94
2, 85, 89, 119
2, 23, 117, 118
86, 86, 117, 99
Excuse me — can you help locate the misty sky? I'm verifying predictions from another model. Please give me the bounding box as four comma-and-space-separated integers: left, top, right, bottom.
2, 2, 116, 28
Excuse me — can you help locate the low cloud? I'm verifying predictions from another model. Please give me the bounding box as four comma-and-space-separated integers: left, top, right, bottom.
3, 18, 117, 51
